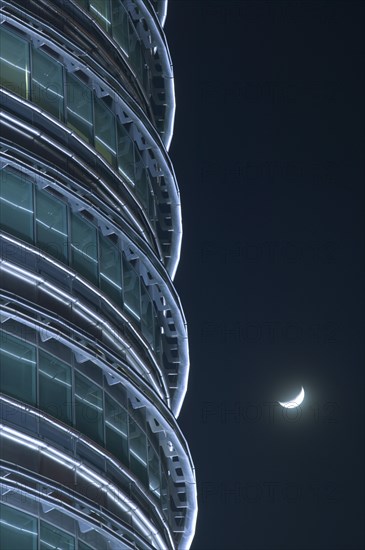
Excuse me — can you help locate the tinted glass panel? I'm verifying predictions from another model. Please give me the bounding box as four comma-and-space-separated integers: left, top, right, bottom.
94, 97, 116, 166
40, 521, 75, 550
90, 0, 111, 32
105, 394, 129, 465
71, 213, 98, 284
75, 372, 103, 445
117, 121, 135, 184
39, 351, 72, 425
36, 189, 68, 262
0, 332, 36, 405
0, 504, 37, 550
0, 28, 29, 99
66, 73, 93, 143
129, 416, 148, 486
135, 148, 149, 208
128, 22, 143, 82
141, 281, 154, 347
148, 442, 161, 499
122, 257, 140, 321
32, 48, 64, 120
99, 234, 122, 302
111, 0, 129, 53
0, 169, 33, 243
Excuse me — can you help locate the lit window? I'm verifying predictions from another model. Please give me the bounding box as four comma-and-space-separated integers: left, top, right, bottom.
0, 169, 34, 243
94, 97, 117, 166
99, 234, 122, 302
71, 213, 98, 284
36, 189, 68, 262
39, 350, 72, 425
0, 332, 36, 406
66, 73, 93, 143
31, 48, 64, 120
0, 27, 30, 99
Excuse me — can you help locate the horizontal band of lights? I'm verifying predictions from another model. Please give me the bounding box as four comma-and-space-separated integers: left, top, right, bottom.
0, 224, 189, 416
0, 427, 169, 549
0, 476, 152, 550
0, 295, 195, 479
0, 16, 181, 277
0, 253, 166, 402
0, 367, 196, 547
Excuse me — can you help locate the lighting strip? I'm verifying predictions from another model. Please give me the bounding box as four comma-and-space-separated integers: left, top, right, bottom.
0, 424, 169, 550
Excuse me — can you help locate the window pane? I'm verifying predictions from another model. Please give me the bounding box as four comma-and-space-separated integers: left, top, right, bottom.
31, 48, 64, 120
75, 372, 103, 445
90, 0, 111, 32
129, 416, 148, 486
135, 147, 149, 208
128, 23, 143, 83
105, 394, 129, 465
94, 97, 116, 166
0, 28, 29, 99
111, 0, 129, 53
141, 280, 154, 347
117, 121, 135, 184
39, 351, 72, 425
36, 189, 68, 263
0, 169, 34, 243
122, 257, 140, 321
0, 332, 36, 405
99, 234, 122, 302
79, 542, 94, 550
66, 73, 93, 143
148, 442, 161, 500
70, 213, 98, 284
40, 521, 75, 550
0, 504, 37, 550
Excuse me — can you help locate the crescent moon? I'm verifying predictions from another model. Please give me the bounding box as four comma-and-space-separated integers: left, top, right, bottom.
278, 386, 305, 408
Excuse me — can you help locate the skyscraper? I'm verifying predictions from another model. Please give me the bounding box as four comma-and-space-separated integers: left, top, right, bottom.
0, 1, 197, 548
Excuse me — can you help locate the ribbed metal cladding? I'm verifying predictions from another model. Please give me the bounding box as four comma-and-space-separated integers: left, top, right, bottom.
0, 1, 197, 549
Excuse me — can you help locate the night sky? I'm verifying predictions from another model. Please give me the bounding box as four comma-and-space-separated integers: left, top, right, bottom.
166, 2, 364, 549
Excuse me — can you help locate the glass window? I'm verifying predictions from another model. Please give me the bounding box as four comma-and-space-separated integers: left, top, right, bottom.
75, 372, 103, 445
0, 504, 37, 550
71, 213, 98, 284
0, 27, 29, 99
0, 332, 36, 405
40, 521, 75, 550
122, 257, 140, 322
89, 0, 111, 32
39, 351, 72, 425
117, 121, 135, 184
141, 280, 154, 347
135, 148, 149, 208
66, 73, 93, 143
75, 0, 88, 9
99, 234, 122, 303
36, 189, 68, 263
111, 0, 129, 54
148, 442, 161, 500
0, 169, 34, 243
128, 22, 143, 83
79, 542, 94, 550
94, 97, 116, 166
31, 48, 64, 120
129, 416, 148, 486
105, 394, 129, 466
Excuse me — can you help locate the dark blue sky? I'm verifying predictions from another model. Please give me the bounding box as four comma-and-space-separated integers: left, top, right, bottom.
166, 1, 364, 549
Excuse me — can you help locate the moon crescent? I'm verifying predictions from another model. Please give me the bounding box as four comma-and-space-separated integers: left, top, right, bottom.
278, 386, 305, 408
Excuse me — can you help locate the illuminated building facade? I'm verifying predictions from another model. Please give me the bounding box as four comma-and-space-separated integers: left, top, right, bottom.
0, 0, 196, 548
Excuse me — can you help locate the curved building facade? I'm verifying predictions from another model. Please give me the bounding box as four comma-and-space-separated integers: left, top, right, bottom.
0, 1, 197, 548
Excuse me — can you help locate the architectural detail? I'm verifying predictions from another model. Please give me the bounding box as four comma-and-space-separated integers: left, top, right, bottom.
0, 1, 197, 548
